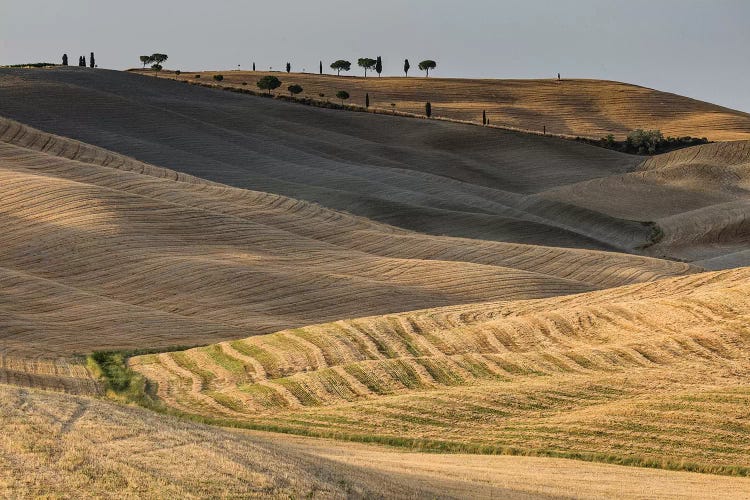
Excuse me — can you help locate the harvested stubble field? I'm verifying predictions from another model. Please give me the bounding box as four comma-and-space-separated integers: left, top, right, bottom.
5, 384, 750, 499
0, 115, 694, 365
133, 267, 750, 474
144, 69, 750, 141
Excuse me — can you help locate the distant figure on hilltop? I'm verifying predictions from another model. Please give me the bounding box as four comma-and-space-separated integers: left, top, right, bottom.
558, 72, 561, 81
62, 54, 68, 66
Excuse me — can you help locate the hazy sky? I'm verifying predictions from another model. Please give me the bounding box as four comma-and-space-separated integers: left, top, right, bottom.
2, 0, 749, 112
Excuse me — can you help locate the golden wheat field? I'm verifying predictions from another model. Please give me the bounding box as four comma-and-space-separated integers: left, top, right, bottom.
1, 65, 750, 498
145, 69, 750, 141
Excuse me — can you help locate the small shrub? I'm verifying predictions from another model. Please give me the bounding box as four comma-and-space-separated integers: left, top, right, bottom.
213, 74, 224, 81
175, 70, 181, 75
194, 74, 201, 78
336, 90, 350, 104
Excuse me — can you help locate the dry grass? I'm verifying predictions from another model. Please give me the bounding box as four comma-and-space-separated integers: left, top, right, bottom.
3, 383, 750, 499
134, 267, 750, 474
0, 116, 693, 363
143, 69, 750, 141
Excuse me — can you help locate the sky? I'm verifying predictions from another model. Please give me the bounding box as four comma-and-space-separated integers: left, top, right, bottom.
2, 0, 749, 112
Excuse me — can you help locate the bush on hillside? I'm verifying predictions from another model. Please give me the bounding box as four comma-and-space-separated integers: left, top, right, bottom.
194, 74, 201, 78
213, 74, 224, 81
576, 129, 710, 155
627, 129, 663, 154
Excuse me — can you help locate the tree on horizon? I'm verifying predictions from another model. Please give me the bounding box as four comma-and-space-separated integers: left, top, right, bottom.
375, 56, 382, 77
257, 75, 282, 94
90, 52, 95, 68
151, 53, 168, 66
330, 60, 351, 76
319, 61, 323, 74
336, 90, 350, 105
286, 62, 291, 73
404, 59, 410, 77
62, 54, 68, 66
418, 60, 436, 77
140, 55, 152, 68
357, 58, 376, 77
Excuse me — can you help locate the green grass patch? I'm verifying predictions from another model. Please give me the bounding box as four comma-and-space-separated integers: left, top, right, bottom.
343, 363, 392, 395
414, 357, 464, 386
86, 351, 159, 407
202, 345, 247, 376
170, 351, 216, 386
230, 341, 281, 377
275, 378, 322, 406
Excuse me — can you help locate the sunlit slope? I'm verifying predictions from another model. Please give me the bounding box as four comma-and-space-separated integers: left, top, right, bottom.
538, 140, 750, 267
0, 117, 692, 360
154, 70, 750, 141
5, 385, 750, 498
0, 67, 651, 251
134, 267, 750, 472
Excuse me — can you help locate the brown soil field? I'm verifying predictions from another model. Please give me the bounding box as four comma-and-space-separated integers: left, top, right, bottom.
141, 69, 750, 141
3, 384, 750, 499
134, 266, 750, 474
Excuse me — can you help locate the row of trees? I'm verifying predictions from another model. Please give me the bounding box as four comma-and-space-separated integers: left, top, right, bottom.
61, 53, 95, 68
329, 58, 435, 77
263, 58, 436, 77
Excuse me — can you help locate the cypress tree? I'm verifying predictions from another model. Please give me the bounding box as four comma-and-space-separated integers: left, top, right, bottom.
286, 62, 291, 73
90, 52, 95, 68
425, 101, 432, 117
365, 93, 369, 108
80, 56, 86, 67
320, 61, 323, 74
482, 110, 487, 125
375, 56, 382, 77
404, 59, 410, 77
252, 62, 256, 71
62, 54, 68, 66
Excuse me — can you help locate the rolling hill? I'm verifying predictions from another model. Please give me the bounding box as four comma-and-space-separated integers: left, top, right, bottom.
3, 67, 749, 268
0, 115, 691, 366
133, 266, 750, 474
0, 67, 651, 252
1, 66, 749, 496
144, 69, 750, 141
